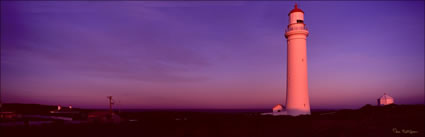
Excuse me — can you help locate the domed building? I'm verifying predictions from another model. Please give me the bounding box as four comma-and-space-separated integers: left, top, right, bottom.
377, 93, 394, 106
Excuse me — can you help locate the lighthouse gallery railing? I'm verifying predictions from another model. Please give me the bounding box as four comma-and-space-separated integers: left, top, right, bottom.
285, 26, 308, 33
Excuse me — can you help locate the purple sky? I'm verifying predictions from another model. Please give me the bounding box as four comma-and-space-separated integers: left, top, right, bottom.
1, 1, 424, 109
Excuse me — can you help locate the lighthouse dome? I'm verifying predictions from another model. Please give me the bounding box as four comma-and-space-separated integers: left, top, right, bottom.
289, 4, 304, 15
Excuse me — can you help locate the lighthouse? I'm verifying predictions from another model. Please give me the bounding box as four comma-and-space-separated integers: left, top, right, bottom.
261, 4, 311, 116
284, 4, 311, 116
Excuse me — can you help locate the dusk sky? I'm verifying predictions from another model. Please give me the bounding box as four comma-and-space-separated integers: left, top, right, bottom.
1, 1, 424, 109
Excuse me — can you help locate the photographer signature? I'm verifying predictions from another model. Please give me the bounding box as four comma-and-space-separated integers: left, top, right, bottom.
392, 128, 418, 134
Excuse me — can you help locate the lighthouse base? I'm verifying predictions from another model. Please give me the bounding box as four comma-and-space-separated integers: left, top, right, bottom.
261, 110, 310, 116
286, 108, 311, 116
261, 111, 288, 116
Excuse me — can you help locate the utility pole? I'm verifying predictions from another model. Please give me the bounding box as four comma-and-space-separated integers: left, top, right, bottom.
0, 89, 2, 111
107, 96, 114, 115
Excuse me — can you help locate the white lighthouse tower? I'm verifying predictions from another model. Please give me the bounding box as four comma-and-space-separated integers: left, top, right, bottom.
284, 4, 311, 116
262, 4, 311, 116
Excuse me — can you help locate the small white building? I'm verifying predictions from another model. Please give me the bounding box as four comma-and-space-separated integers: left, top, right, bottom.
377, 93, 394, 106
261, 104, 287, 116
273, 104, 285, 113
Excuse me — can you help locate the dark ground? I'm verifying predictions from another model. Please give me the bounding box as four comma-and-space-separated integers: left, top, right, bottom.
0, 104, 423, 137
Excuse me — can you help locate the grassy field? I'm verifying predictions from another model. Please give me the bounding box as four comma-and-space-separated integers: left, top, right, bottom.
0, 104, 423, 137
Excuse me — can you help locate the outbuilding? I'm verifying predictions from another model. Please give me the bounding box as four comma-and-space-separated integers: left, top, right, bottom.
273, 104, 285, 113
377, 93, 394, 106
